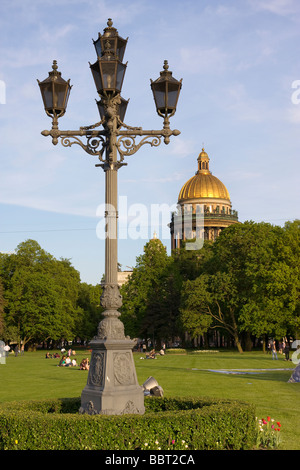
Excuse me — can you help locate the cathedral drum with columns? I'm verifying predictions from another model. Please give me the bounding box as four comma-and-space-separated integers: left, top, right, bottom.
170, 148, 239, 249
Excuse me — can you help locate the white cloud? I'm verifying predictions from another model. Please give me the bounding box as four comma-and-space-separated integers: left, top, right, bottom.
179, 46, 228, 75
122, 171, 186, 185
167, 137, 196, 159
218, 82, 270, 122
249, 0, 299, 16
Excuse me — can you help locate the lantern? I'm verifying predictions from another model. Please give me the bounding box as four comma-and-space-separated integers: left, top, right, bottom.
150, 60, 182, 117
93, 18, 128, 62
37, 60, 71, 118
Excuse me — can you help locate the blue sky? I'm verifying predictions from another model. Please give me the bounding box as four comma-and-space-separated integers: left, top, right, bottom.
0, 0, 299, 285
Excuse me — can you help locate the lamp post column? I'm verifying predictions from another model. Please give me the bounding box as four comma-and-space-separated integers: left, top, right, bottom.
80, 99, 145, 416
104, 154, 118, 287
99, 97, 123, 318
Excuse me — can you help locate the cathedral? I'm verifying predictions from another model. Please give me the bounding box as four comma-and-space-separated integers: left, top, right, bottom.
170, 148, 239, 249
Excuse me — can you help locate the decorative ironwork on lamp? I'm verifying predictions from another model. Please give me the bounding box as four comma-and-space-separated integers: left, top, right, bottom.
96, 96, 129, 124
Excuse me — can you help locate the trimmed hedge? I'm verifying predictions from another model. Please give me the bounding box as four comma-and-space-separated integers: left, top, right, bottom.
0, 396, 256, 450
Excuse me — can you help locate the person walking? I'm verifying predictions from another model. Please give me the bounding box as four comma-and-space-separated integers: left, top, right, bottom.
272, 340, 278, 360
284, 340, 290, 361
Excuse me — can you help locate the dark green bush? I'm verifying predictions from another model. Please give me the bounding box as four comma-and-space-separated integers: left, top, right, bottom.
0, 396, 256, 450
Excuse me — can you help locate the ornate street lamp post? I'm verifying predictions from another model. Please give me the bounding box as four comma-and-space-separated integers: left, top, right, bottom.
38, 19, 182, 415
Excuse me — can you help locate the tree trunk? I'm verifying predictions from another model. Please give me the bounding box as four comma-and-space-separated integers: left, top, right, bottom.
234, 334, 243, 353
262, 336, 267, 353
229, 308, 243, 353
245, 331, 253, 351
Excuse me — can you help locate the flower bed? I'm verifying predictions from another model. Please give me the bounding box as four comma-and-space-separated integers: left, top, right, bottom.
256, 415, 281, 449
166, 348, 220, 354
0, 396, 257, 450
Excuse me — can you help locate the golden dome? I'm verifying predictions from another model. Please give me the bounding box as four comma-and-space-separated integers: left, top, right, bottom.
178, 149, 230, 201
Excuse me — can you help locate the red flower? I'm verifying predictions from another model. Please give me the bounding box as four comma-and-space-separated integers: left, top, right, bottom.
276, 422, 281, 427
267, 416, 271, 422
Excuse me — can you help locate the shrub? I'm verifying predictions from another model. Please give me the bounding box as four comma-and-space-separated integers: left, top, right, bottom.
0, 396, 256, 450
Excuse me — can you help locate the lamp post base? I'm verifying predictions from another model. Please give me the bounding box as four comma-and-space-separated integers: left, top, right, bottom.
79, 336, 145, 415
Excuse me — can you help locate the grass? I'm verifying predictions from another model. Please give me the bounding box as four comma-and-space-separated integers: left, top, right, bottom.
0, 348, 299, 450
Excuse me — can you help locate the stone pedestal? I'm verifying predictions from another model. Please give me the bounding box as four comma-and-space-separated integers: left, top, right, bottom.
79, 299, 145, 415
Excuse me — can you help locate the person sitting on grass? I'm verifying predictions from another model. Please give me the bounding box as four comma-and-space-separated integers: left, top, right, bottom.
146, 349, 156, 359
58, 355, 66, 366
65, 357, 71, 366
80, 358, 90, 370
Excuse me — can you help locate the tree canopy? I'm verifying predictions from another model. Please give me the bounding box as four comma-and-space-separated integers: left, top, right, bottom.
120, 237, 182, 343
179, 220, 300, 351
0, 239, 102, 348
121, 220, 299, 352
1, 220, 298, 353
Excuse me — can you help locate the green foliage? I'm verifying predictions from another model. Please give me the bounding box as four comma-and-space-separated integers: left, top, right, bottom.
0, 396, 257, 450
76, 282, 103, 340
0, 276, 5, 337
179, 220, 300, 350
0, 240, 83, 347
179, 276, 213, 338
121, 238, 182, 341
1, 219, 299, 352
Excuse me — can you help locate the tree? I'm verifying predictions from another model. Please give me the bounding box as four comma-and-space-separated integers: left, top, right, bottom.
76, 282, 103, 341
180, 270, 244, 352
180, 221, 300, 352
0, 276, 5, 338
121, 238, 181, 343
281, 220, 300, 338
228, 221, 300, 344
1, 240, 82, 348
179, 275, 213, 340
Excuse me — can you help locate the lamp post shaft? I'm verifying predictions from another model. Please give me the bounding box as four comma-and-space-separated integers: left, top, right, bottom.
104, 153, 118, 287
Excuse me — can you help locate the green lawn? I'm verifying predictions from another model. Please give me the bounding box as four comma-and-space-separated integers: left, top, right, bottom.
0, 349, 299, 450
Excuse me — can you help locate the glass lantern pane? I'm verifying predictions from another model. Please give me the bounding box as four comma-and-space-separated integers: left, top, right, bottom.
96, 100, 105, 119
154, 89, 166, 110
109, 38, 117, 55
42, 83, 54, 109
166, 83, 180, 108
94, 38, 102, 57
116, 63, 126, 90
117, 41, 126, 62
56, 83, 67, 107
91, 62, 103, 91
118, 98, 128, 122
166, 89, 178, 109
102, 62, 116, 89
